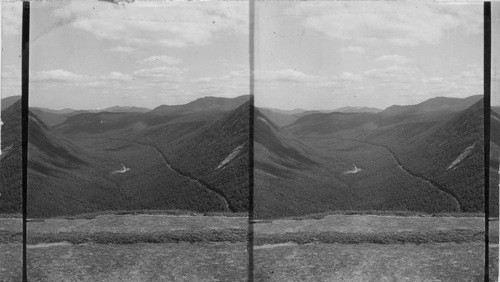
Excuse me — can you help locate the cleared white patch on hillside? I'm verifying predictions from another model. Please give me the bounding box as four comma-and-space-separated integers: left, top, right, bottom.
112, 163, 131, 174
29, 116, 40, 125
216, 145, 244, 170
258, 116, 270, 126
0, 144, 12, 159
446, 143, 475, 170
256, 168, 278, 178
343, 164, 362, 174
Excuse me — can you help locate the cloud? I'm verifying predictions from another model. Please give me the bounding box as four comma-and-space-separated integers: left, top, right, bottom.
364, 66, 420, 81
340, 72, 363, 82
141, 56, 182, 65
101, 72, 132, 81
1, 66, 22, 96
31, 69, 93, 83
133, 66, 184, 82
375, 55, 414, 65
340, 46, 366, 54
362, 64, 482, 98
256, 69, 326, 83
252, 69, 346, 89
192, 69, 248, 84
53, 1, 248, 48
30, 70, 133, 85
190, 66, 249, 96
285, 2, 482, 46
2, 66, 21, 80
108, 46, 135, 53
253, 69, 366, 88
2, 2, 22, 36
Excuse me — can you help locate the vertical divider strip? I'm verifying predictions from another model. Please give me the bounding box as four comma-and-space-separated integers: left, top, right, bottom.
248, 0, 255, 281
484, 2, 491, 281
21, 1, 30, 281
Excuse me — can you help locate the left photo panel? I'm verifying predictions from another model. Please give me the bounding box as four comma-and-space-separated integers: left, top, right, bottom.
0, 1, 23, 280
24, 1, 250, 280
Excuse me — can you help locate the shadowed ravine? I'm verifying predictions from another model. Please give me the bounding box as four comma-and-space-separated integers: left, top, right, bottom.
329, 137, 462, 212
69, 136, 234, 212
113, 138, 234, 212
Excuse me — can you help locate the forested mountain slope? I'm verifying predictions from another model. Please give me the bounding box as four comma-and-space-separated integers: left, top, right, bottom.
146, 101, 251, 212
1, 96, 250, 217
290, 98, 486, 213
0, 100, 22, 213
264, 96, 487, 216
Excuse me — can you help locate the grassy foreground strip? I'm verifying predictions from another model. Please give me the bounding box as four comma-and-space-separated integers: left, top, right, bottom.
27, 229, 248, 245
25, 229, 488, 246
255, 210, 485, 222
0, 213, 22, 219
0, 230, 23, 244
28, 210, 248, 221
254, 229, 488, 245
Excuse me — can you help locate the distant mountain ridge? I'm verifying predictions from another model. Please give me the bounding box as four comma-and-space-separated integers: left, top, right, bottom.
259, 107, 309, 115
52, 96, 250, 137
101, 106, 151, 113
286, 95, 483, 136
335, 106, 381, 113
151, 95, 250, 115
260, 106, 381, 115
32, 107, 80, 115
4, 96, 248, 128
257, 108, 299, 127
259, 106, 381, 127
31, 106, 151, 115
381, 95, 482, 116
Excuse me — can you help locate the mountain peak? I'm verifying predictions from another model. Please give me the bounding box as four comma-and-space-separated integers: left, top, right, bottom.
151, 95, 250, 115
381, 95, 482, 116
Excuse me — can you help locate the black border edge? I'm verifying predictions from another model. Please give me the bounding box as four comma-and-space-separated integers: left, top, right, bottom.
484, 2, 491, 282
21, 1, 30, 281
247, 0, 255, 281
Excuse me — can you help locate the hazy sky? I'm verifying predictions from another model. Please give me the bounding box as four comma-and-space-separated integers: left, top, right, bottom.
0, 1, 493, 111
2, 1, 249, 110
1, 1, 22, 104
493, 2, 500, 107
254, 1, 484, 110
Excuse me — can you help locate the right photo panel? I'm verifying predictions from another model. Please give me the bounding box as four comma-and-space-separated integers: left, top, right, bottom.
253, 1, 488, 280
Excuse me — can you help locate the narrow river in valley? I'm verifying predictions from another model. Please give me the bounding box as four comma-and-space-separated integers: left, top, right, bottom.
71, 136, 233, 212
330, 137, 462, 212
